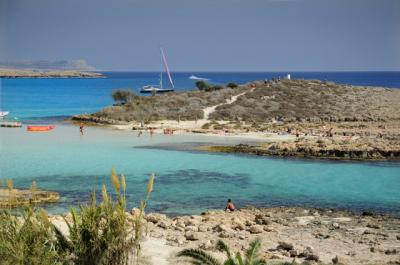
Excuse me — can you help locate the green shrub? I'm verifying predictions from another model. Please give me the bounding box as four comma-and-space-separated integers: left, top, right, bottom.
177, 238, 266, 265
112, 89, 136, 104
226, 82, 238, 89
195, 81, 209, 91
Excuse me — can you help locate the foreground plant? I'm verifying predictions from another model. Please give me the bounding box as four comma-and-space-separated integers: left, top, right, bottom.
0, 207, 61, 265
55, 169, 154, 265
177, 238, 266, 265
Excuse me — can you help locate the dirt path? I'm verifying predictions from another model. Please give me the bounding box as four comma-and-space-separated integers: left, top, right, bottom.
201, 89, 254, 121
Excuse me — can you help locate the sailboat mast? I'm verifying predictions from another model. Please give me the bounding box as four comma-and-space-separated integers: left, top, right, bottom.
160, 48, 163, 89
160, 47, 175, 89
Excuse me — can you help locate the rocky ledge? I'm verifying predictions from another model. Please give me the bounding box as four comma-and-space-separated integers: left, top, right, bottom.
203, 135, 400, 161
0, 188, 60, 207
133, 207, 400, 264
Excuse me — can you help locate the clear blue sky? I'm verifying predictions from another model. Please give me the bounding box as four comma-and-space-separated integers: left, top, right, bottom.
1, 0, 399, 71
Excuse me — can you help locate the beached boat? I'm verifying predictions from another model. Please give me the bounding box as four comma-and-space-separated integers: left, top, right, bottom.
140, 48, 175, 94
0, 121, 22, 128
27, 125, 55, 132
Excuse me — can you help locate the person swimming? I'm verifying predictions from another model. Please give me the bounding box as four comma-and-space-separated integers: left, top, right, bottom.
225, 199, 235, 212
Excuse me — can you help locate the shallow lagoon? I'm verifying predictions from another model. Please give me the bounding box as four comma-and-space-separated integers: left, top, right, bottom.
1, 125, 399, 215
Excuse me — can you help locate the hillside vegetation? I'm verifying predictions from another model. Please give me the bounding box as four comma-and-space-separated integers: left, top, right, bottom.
211, 79, 400, 122
77, 79, 400, 124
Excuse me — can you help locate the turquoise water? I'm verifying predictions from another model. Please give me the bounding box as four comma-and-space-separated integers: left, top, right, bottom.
1, 125, 399, 215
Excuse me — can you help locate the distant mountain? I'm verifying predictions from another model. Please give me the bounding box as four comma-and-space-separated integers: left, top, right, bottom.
0, 59, 96, 71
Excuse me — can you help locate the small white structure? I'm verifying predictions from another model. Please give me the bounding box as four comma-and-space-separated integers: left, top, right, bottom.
286, 74, 291, 80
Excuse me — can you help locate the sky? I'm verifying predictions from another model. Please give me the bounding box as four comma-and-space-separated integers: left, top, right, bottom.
1, 0, 399, 71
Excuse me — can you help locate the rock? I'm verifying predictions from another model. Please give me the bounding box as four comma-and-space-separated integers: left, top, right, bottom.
166, 235, 185, 245
332, 222, 340, 229
385, 248, 397, 255
215, 224, 233, 233
146, 213, 166, 224
185, 232, 199, 241
130, 207, 141, 217
219, 231, 233, 238
263, 226, 273, 232
278, 241, 294, 251
199, 240, 213, 250
238, 234, 246, 240
366, 223, 381, 229
185, 225, 198, 232
332, 255, 349, 264
174, 226, 185, 232
249, 225, 263, 234
245, 220, 256, 226
185, 218, 201, 226
396, 235, 400, 240
289, 249, 299, 257
157, 221, 170, 229
306, 253, 319, 261
198, 225, 208, 232
175, 220, 186, 228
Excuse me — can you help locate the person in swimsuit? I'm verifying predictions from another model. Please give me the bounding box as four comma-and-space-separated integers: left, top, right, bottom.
225, 199, 235, 212
79, 123, 84, 135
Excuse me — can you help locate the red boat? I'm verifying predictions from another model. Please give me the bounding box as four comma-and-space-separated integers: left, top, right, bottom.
27, 125, 55, 132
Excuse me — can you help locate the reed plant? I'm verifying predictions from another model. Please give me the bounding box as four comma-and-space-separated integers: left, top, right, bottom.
0, 207, 61, 265
55, 169, 154, 265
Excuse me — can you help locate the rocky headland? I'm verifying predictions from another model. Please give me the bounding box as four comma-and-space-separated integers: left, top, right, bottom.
72, 79, 400, 161
0, 68, 103, 78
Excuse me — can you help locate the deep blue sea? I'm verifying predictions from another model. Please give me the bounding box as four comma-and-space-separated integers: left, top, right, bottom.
1, 72, 400, 215
1, 71, 399, 121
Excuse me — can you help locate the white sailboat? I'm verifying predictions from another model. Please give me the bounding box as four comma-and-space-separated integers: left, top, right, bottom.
140, 48, 175, 94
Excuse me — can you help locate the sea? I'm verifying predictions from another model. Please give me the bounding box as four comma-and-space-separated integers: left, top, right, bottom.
1, 72, 400, 215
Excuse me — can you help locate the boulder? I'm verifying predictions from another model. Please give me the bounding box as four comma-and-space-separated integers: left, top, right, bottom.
198, 225, 208, 232
278, 241, 294, 251
185, 225, 199, 232
249, 225, 263, 234
146, 213, 167, 224
157, 221, 170, 229
185, 232, 200, 241
130, 207, 141, 217
215, 224, 233, 233
199, 240, 214, 250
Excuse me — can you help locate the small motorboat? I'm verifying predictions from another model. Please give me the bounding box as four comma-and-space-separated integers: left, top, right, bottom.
0, 111, 9, 118
27, 125, 55, 132
189, 75, 209, 81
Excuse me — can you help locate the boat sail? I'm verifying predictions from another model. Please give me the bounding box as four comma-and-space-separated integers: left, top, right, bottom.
140, 48, 175, 94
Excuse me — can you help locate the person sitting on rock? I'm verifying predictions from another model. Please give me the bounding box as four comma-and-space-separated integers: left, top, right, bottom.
225, 199, 235, 212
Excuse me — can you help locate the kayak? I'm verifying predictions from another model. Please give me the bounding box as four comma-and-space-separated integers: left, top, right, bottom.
27, 125, 55, 132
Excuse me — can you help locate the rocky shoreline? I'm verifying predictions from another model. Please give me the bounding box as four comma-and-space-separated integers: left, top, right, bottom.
203, 140, 400, 161
113, 206, 399, 264
0, 188, 60, 207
